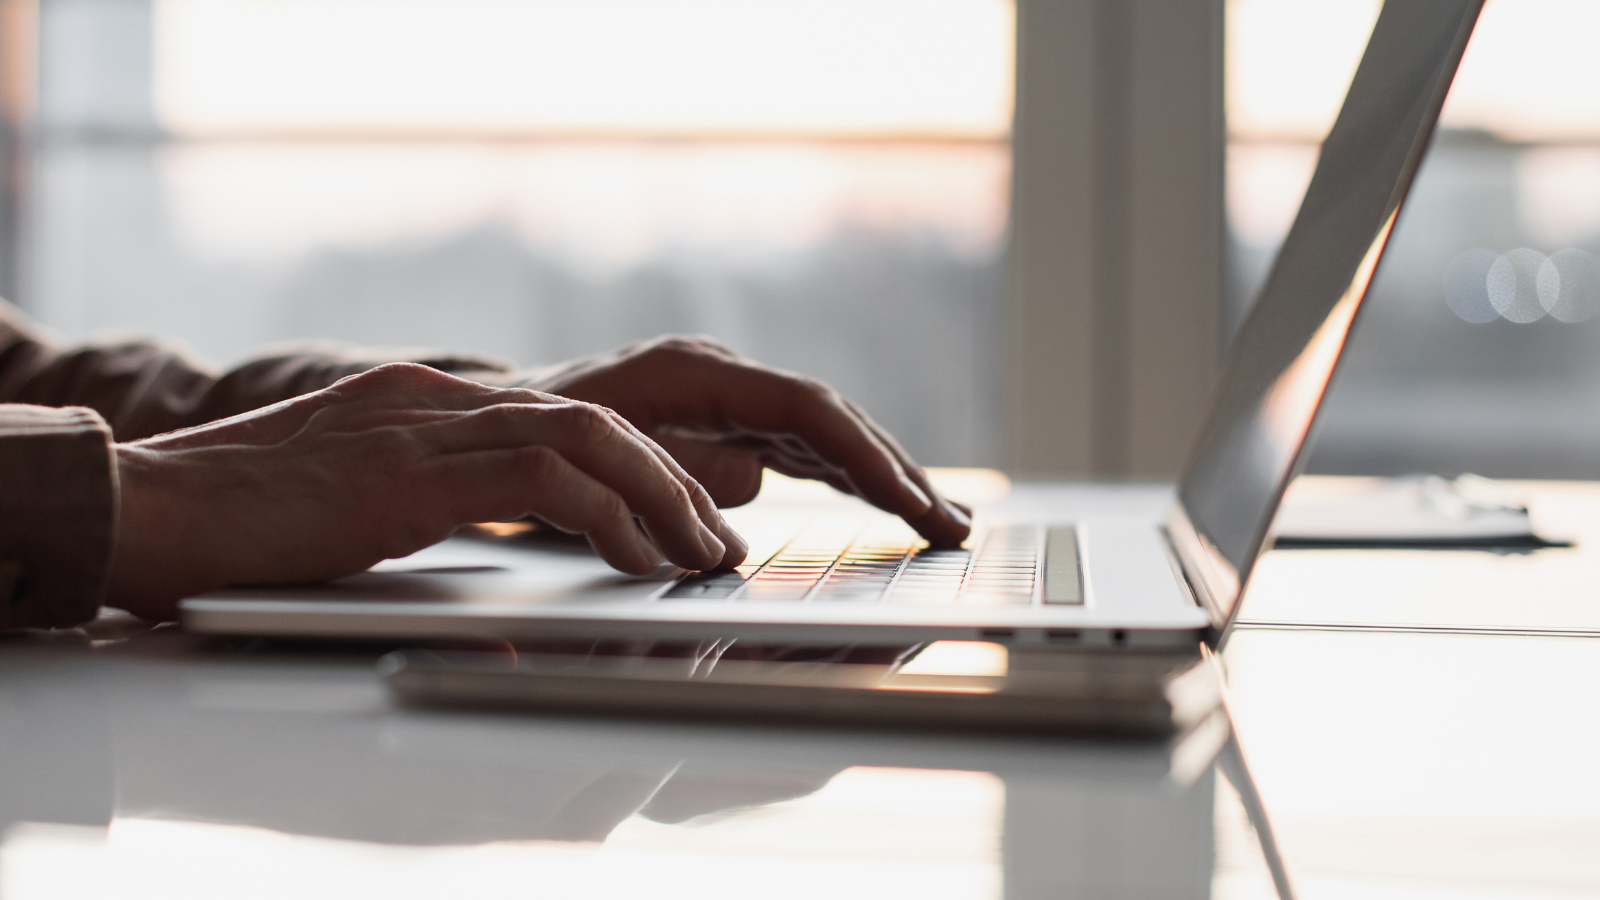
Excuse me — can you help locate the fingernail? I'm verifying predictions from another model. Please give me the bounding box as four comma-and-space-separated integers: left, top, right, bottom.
898, 473, 934, 513
696, 521, 727, 564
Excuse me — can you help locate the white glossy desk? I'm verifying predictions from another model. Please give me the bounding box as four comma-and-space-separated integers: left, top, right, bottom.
2, 478, 1595, 898
1225, 480, 1600, 899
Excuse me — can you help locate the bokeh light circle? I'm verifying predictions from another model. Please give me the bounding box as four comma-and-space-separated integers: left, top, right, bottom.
1487, 248, 1548, 323
1443, 248, 1500, 323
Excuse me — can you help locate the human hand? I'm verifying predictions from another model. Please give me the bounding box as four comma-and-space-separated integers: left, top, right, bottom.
519, 336, 972, 547
108, 363, 746, 620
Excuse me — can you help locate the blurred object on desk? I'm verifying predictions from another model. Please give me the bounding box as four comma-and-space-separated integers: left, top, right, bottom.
1271, 474, 1568, 550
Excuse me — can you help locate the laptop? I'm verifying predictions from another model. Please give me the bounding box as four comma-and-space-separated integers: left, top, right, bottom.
181, 0, 1485, 651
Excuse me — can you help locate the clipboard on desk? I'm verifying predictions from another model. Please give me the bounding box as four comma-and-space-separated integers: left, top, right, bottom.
1271, 475, 1570, 551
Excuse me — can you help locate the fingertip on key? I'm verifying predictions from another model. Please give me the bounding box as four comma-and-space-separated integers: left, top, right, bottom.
923, 498, 973, 548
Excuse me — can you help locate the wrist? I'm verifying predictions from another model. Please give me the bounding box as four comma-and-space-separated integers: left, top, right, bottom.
109, 444, 221, 619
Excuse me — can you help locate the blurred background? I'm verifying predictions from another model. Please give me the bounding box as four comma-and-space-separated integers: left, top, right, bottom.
1231, 0, 1600, 479
1, 0, 1598, 478
1, 0, 1014, 466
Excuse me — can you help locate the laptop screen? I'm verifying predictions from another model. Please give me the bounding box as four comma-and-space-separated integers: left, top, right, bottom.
1170, 0, 1484, 633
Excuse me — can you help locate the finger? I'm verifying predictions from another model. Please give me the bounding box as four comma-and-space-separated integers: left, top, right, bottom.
412, 402, 728, 570
756, 447, 861, 498
734, 395, 969, 547
652, 433, 764, 509
421, 446, 667, 575
676, 362, 936, 518
633, 357, 964, 548
841, 398, 972, 547
658, 430, 851, 495
573, 348, 930, 518
727, 372, 963, 544
602, 414, 749, 568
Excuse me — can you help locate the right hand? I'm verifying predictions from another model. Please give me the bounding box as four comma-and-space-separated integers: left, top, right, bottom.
520, 335, 972, 547
107, 363, 746, 620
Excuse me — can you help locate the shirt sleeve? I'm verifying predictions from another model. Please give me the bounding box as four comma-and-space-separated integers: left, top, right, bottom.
0, 298, 516, 627
0, 405, 116, 630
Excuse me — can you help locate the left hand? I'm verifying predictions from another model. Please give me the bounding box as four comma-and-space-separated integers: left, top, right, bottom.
108, 363, 744, 618
513, 336, 972, 548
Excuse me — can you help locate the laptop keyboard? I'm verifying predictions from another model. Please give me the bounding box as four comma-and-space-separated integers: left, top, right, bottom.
660, 518, 1051, 606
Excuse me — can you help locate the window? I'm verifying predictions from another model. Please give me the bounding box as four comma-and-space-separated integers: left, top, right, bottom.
14, 0, 1014, 465
1227, 0, 1600, 477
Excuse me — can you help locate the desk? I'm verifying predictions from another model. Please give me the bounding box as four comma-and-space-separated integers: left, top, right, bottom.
2, 479, 1596, 898
1230, 479, 1600, 898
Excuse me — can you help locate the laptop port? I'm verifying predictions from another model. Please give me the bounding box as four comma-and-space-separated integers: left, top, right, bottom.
978, 628, 1015, 642
1111, 629, 1128, 645
1045, 629, 1081, 643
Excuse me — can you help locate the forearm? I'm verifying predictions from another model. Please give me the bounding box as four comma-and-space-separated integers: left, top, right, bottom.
0, 301, 515, 627
0, 299, 512, 440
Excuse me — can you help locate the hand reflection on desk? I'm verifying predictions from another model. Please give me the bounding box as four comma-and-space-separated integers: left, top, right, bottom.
0, 627, 1256, 900
0, 630, 883, 846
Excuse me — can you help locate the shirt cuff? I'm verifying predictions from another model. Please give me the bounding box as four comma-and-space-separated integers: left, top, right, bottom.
0, 405, 115, 630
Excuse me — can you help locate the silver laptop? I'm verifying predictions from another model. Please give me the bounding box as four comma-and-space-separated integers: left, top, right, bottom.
182, 0, 1484, 650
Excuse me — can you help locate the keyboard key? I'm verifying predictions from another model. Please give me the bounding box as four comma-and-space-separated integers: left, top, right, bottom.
963, 592, 1034, 606
743, 586, 813, 601
886, 593, 960, 606
661, 571, 747, 599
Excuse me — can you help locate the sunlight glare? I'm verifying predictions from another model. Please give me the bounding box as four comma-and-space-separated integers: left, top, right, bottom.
1230, 0, 1600, 144
154, 0, 1015, 138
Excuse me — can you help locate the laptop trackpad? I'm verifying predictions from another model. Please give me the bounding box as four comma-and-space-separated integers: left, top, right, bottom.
204, 536, 674, 606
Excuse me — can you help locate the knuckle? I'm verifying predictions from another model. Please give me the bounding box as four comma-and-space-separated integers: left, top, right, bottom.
681, 474, 715, 507
361, 428, 427, 475
289, 386, 342, 419
364, 361, 438, 384
661, 478, 693, 511
516, 444, 564, 483
651, 335, 702, 354
476, 402, 524, 429
342, 362, 456, 395
497, 385, 556, 405
549, 401, 615, 443
689, 334, 738, 355
594, 490, 631, 525
790, 374, 836, 405
640, 335, 716, 364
